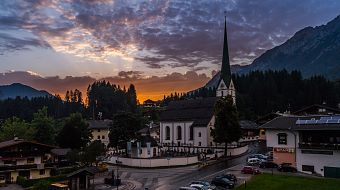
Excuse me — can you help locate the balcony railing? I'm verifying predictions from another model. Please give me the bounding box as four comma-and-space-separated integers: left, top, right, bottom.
0, 151, 48, 158
0, 163, 55, 171
299, 142, 340, 150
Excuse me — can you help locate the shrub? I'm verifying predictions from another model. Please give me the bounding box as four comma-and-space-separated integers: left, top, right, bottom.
32, 180, 50, 190
16, 175, 67, 188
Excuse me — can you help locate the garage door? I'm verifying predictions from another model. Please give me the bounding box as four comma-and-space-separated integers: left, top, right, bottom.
324, 166, 340, 178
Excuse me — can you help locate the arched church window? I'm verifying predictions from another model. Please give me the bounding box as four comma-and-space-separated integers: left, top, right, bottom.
177, 126, 182, 140
166, 126, 170, 140
189, 126, 194, 140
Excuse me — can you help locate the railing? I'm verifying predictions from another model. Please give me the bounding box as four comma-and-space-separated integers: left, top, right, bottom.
0, 163, 55, 171
0, 151, 48, 158
299, 142, 340, 150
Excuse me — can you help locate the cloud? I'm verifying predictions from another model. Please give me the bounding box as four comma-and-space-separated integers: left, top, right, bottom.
0, 0, 339, 69
0, 70, 210, 101
0, 32, 50, 54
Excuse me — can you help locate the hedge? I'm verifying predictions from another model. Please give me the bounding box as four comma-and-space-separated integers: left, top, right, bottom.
17, 175, 67, 188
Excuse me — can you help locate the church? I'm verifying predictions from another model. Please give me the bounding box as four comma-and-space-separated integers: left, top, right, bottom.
159, 17, 236, 149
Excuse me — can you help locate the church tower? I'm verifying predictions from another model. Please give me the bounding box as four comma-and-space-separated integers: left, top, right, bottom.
216, 15, 236, 104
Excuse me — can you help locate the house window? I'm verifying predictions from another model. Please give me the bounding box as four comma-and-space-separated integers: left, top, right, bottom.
198, 132, 202, 137
97, 129, 101, 132
27, 158, 34, 164
277, 133, 287, 145
221, 91, 224, 97
189, 126, 194, 140
39, 169, 45, 175
102, 135, 105, 139
166, 126, 170, 140
97, 135, 100, 140
302, 165, 314, 172
198, 142, 202, 146
177, 126, 182, 140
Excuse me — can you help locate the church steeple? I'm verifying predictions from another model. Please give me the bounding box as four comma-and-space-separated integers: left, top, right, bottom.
221, 15, 231, 85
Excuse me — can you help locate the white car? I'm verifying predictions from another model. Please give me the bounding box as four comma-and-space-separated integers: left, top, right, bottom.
247, 158, 262, 165
190, 184, 210, 190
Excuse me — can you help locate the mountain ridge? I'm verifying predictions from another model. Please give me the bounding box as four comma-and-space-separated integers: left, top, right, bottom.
0, 83, 51, 100
236, 15, 340, 79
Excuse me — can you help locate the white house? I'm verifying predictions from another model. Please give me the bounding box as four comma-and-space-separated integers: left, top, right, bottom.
88, 120, 111, 146
262, 115, 340, 178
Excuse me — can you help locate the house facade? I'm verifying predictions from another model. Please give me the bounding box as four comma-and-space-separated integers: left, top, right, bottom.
0, 139, 56, 184
262, 115, 340, 178
88, 120, 111, 146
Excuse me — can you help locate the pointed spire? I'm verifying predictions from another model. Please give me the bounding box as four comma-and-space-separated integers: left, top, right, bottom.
221, 13, 232, 85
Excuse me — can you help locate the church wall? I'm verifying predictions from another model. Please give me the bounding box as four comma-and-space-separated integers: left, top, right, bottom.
194, 127, 208, 147
160, 121, 193, 145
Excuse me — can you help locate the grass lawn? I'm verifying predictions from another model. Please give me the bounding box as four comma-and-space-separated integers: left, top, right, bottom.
235, 173, 340, 190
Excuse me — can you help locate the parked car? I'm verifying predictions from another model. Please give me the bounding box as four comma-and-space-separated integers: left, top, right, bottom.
179, 187, 197, 190
247, 158, 262, 166
277, 163, 297, 172
190, 184, 210, 190
248, 155, 267, 163
190, 181, 216, 189
220, 173, 237, 183
211, 176, 235, 189
241, 166, 261, 174
259, 161, 278, 168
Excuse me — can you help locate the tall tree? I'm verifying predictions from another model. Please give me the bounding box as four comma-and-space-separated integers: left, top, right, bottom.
57, 113, 91, 149
127, 84, 137, 113
211, 96, 241, 156
31, 107, 55, 145
0, 117, 36, 141
108, 112, 142, 149
82, 140, 106, 165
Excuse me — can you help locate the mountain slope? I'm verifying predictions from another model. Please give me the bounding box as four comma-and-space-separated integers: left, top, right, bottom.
0, 83, 51, 100
239, 15, 340, 79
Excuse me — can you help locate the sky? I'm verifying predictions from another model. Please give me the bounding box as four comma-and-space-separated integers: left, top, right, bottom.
1, 0, 340, 101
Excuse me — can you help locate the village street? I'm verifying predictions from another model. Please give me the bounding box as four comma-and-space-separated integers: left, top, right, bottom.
97, 143, 261, 190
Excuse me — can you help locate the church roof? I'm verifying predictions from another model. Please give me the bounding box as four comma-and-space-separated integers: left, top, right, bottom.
220, 16, 232, 86
88, 119, 112, 129
160, 97, 217, 127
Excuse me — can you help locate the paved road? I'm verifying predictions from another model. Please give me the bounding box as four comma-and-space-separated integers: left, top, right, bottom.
108, 142, 262, 190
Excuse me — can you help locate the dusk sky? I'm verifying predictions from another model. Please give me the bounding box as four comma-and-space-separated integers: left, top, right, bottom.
1, 0, 340, 101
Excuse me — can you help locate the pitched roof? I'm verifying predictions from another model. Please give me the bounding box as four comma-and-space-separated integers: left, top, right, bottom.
88, 119, 111, 129
51, 148, 71, 156
0, 139, 56, 149
66, 167, 96, 178
261, 115, 340, 131
293, 104, 340, 115
239, 120, 259, 130
159, 97, 216, 127
260, 116, 298, 130
134, 135, 158, 147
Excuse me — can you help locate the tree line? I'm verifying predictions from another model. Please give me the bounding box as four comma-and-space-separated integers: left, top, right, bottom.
166, 70, 340, 120
0, 81, 138, 121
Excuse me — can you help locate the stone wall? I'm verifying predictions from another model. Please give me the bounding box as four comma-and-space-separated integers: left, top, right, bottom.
107, 156, 198, 168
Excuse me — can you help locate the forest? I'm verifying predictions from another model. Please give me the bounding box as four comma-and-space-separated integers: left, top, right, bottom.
0, 70, 340, 122
162, 70, 340, 120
